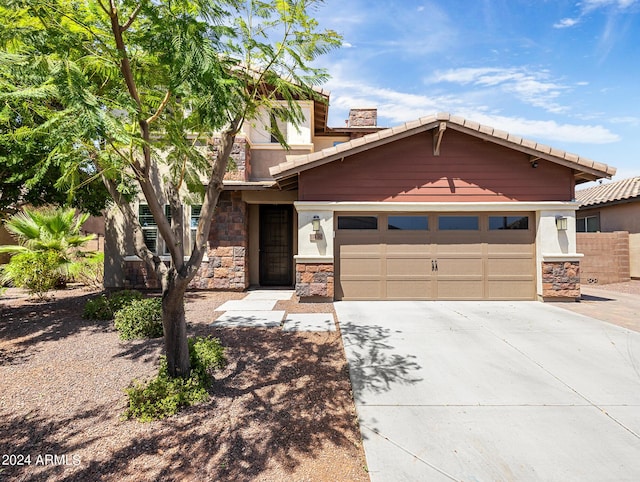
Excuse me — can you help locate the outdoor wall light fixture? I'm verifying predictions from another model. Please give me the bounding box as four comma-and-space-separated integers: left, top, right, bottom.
530, 159, 539, 168
556, 216, 568, 231
310, 215, 323, 241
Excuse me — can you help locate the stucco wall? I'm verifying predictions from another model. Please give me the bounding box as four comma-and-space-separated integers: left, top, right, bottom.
579, 202, 640, 233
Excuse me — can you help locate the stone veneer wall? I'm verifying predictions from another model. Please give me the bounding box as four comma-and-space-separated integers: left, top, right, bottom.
541, 261, 580, 299
295, 263, 334, 299
190, 191, 249, 290
208, 136, 250, 182
124, 191, 249, 291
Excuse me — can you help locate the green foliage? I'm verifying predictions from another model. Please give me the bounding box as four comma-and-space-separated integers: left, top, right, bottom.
70, 252, 104, 289
108, 289, 145, 313
123, 336, 226, 422
82, 294, 112, 320
82, 290, 143, 320
114, 298, 163, 340
0, 207, 99, 292
83, 289, 144, 320
0, 250, 62, 298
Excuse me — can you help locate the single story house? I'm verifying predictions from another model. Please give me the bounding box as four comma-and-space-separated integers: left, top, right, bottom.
576, 176, 640, 279
104, 99, 616, 301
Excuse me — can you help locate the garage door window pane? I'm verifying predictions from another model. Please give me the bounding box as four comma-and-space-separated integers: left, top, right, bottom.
338, 216, 378, 230
438, 216, 479, 230
489, 216, 529, 230
388, 216, 428, 230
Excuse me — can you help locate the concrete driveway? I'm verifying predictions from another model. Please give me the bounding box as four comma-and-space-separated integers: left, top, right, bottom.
336, 301, 640, 481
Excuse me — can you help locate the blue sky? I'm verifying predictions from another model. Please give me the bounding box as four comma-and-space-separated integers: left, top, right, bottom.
312, 0, 640, 184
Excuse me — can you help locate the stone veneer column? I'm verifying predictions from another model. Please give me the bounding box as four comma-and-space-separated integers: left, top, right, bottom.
189, 191, 249, 291
295, 263, 334, 300
541, 261, 580, 300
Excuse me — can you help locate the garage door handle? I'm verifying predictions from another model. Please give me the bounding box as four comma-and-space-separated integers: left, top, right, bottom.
432, 260, 438, 272
435, 260, 438, 271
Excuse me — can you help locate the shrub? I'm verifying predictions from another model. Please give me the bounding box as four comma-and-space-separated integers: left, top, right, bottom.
108, 289, 144, 313
0, 250, 62, 298
83, 294, 112, 320
114, 298, 163, 340
83, 289, 143, 320
123, 336, 226, 422
72, 252, 104, 289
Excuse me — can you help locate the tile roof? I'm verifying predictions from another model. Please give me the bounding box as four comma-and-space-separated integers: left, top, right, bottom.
269, 112, 616, 182
576, 176, 640, 207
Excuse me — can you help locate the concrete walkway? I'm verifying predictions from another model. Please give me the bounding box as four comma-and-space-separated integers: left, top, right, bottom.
212, 289, 336, 331
336, 301, 640, 481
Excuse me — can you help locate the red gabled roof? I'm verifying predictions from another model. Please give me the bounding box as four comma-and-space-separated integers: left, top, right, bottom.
270, 113, 616, 185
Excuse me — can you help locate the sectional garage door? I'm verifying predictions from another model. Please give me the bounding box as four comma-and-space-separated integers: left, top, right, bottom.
335, 213, 536, 300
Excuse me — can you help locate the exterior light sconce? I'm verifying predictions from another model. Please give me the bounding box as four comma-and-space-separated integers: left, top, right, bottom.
312, 215, 321, 232
310, 215, 323, 241
556, 216, 568, 231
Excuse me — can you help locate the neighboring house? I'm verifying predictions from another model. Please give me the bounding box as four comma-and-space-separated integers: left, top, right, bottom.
105, 103, 616, 301
576, 176, 640, 280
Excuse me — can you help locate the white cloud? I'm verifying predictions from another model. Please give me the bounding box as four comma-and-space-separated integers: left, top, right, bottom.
429, 67, 570, 114
554, 17, 580, 28
553, 0, 639, 29
323, 73, 619, 145
342, 42, 353, 48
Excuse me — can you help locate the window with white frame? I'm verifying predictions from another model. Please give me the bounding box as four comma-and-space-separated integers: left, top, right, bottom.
576, 215, 600, 232
139, 204, 202, 256
189, 205, 202, 254
138, 204, 171, 254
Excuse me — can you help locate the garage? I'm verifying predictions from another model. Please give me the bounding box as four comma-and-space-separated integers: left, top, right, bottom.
335, 212, 535, 300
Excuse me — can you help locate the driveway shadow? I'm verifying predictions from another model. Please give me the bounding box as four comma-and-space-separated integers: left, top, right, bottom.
340, 321, 423, 396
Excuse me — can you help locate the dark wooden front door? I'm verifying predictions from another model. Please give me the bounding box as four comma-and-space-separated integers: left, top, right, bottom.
259, 205, 293, 286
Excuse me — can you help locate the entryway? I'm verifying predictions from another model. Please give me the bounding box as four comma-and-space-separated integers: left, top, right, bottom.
259, 205, 293, 286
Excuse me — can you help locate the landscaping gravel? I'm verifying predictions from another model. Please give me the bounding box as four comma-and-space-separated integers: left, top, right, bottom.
0, 288, 368, 481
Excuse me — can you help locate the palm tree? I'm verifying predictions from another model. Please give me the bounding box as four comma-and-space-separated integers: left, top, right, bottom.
0, 207, 97, 293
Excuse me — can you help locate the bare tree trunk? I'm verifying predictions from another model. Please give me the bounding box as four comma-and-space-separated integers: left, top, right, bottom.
161, 270, 190, 378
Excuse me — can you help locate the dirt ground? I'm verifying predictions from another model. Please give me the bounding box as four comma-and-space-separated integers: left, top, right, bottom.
0, 287, 369, 482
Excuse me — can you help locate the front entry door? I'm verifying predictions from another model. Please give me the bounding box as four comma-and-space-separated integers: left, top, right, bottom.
259, 205, 293, 286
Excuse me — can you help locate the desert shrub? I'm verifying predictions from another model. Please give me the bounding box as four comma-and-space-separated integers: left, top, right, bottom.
108, 289, 144, 313
83, 289, 143, 320
123, 336, 226, 422
114, 298, 163, 340
83, 294, 112, 320
0, 250, 62, 298
72, 252, 104, 289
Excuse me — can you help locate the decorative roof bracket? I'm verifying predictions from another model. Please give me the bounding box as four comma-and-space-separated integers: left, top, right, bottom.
433, 122, 447, 156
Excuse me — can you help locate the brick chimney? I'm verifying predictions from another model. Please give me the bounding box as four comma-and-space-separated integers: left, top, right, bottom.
348, 108, 377, 127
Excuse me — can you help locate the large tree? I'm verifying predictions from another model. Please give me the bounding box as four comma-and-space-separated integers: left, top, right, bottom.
0, 0, 340, 377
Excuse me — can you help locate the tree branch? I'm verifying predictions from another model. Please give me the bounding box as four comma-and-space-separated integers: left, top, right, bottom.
146, 90, 171, 124
100, 171, 168, 280
121, 4, 142, 32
